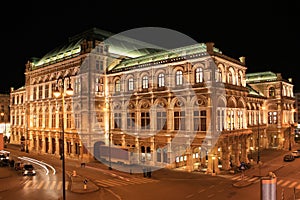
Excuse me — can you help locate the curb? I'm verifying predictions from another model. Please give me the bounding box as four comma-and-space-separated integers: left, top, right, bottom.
232, 180, 253, 188
69, 174, 100, 193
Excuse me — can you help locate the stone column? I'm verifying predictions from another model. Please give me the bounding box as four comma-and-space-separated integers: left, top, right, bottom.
221, 139, 231, 170
233, 136, 240, 166
71, 138, 76, 157
185, 146, 193, 172
240, 135, 249, 163
134, 137, 140, 164
49, 135, 52, 154
150, 136, 155, 165
55, 136, 60, 156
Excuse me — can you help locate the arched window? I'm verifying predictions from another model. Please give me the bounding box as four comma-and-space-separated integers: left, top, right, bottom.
217, 68, 222, 82
128, 78, 134, 91
269, 87, 275, 97
142, 76, 148, 89
237, 73, 242, 86
176, 70, 183, 86
228, 71, 233, 84
195, 68, 203, 83
115, 80, 120, 92
158, 73, 165, 87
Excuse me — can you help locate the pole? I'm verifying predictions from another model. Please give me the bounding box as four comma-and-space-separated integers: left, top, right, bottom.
289, 123, 292, 151
61, 85, 66, 200
108, 97, 112, 170
257, 110, 260, 164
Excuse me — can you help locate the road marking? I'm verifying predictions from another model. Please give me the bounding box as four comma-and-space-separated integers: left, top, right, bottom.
185, 194, 194, 199
288, 181, 298, 188
36, 181, 44, 189
57, 181, 62, 190
95, 177, 158, 187
198, 188, 206, 193
49, 181, 56, 190
43, 181, 50, 190
281, 180, 291, 187
248, 177, 259, 182
277, 180, 284, 185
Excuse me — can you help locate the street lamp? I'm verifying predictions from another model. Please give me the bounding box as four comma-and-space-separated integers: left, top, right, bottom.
53, 75, 73, 200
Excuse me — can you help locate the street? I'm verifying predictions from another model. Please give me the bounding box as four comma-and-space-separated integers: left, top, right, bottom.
1, 143, 300, 200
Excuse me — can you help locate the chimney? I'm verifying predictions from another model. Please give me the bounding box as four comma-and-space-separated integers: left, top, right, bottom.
206, 42, 215, 55
239, 56, 246, 65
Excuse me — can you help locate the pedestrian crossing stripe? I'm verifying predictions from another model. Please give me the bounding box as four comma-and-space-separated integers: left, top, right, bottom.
23, 181, 69, 190
95, 177, 159, 187
231, 175, 300, 189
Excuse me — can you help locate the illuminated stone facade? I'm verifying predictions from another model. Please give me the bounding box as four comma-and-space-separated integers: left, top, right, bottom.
9, 28, 296, 173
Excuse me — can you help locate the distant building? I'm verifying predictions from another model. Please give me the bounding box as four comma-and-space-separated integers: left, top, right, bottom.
9, 28, 296, 173
0, 93, 10, 140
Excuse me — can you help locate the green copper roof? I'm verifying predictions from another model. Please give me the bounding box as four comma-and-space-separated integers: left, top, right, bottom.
31, 27, 164, 69
110, 43, 221, 72
246, 71, 277, 83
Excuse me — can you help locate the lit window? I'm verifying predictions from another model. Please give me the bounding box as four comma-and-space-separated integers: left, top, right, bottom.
176, 70, 183, 85
142, 76, 148, 89
195, 68, 203, 83
128, 78, 134, 91
115, 80, 120, 92
158, 73, 165, 87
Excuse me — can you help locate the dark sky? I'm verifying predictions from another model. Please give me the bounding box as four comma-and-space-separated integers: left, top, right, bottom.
1, 1, 299, 94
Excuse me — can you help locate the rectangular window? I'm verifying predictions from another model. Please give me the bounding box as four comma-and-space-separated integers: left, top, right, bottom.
52, 113, 56, 128
268, 111, 277, 124
45, 112, 49, 128
45, 84, 49, 98
157, 111, 167, 130
66, 113, 72, 129
128, 78, 134, 91
114, 113, 122, 129
38, 85, 43, 99
194, 110, 206, 131
141, 111, 150, 129
174, 111, 185, 130
33, 87, 37, 100
127, 112, 135, 129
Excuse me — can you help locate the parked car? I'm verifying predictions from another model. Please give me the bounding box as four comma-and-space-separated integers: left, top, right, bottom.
283, 154, 295, 162
292, 151, 300, 158
22, 163, 36, 176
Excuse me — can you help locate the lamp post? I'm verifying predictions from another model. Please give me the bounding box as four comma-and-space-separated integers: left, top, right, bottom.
289, 122, 292, 151
105, 96, 112, 170
257, 107, 262, 164
53, 75, 73, 200
24, 104, 29, 153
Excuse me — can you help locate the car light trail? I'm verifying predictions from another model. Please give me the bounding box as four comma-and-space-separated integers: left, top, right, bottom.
18, 156, 49, 175
22, 156, 56, 175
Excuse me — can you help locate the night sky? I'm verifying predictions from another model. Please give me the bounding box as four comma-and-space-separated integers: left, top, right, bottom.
1, 1, 299, 94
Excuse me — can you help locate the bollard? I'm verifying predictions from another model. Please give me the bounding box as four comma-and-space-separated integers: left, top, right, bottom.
83, 178, 88, 190
73, 170, 76, 176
